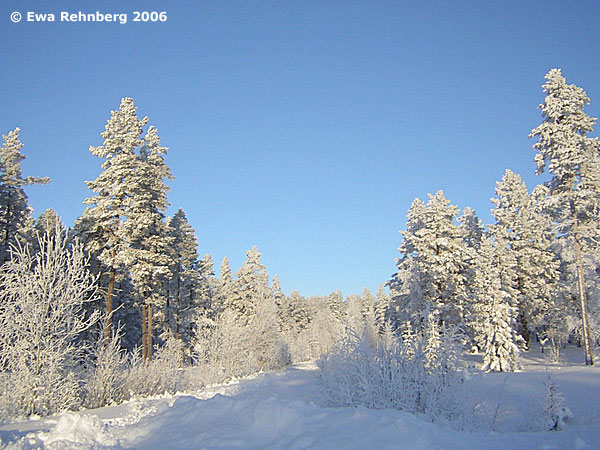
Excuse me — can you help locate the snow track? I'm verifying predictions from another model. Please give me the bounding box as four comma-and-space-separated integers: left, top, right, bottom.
1, 358, 600, 449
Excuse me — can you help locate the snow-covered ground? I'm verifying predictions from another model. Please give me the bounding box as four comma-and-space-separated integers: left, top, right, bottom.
1, 347, 599, 449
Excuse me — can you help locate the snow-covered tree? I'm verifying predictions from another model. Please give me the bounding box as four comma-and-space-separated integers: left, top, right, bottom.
0, 228, 101, 417
530, 69, 600, 365
233, 246, 270, 320
83, 98, 175, 357
458, 207, 484, 251
215, 256, 237, 313
166, 208, 201, 343
82, 97, 148, 343
31, 209, 66, 254
540, 374, 572, 431
374, 283, 392, 329
489, 170, 561, 345
392, 192, 473, 328
474, 237, 522, 372
0, 128, 49, 265
119, 125, 174, 360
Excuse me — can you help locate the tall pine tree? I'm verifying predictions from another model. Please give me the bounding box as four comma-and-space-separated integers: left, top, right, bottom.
530, 69, 600, 365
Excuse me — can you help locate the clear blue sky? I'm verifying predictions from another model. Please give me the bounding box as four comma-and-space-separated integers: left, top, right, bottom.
2, 1, 599, 297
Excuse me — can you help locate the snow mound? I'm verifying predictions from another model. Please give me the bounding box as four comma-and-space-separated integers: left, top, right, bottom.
39, 413, 117, 449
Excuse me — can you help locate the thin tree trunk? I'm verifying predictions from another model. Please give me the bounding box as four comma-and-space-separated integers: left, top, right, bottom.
104, 262, 115, 345
176, 273, 181, 339
147, 303, 153, 361
2, 192, 12, 266
571, 200, 594, 365
142, 305, 147, 361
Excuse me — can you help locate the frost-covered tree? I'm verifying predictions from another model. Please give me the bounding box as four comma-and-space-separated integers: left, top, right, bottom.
458, 207, 484, 251
473, 236, 522, 372
489, 170, 561, 346
119, 125, 174, 360
31, 209, 65, 254
82, 97, 148, 343
166, 208, 201, 342
0, 128, 49, 265
392, 192, 473, 328
215, 256, 237, 313
0, 229, 101, 417
327, 290, 346, 323
540, 374, 572, 431
83, 98, 175, 357
530, 69, 600, 365
374, 283, 392, 329
233, 246, 270, 320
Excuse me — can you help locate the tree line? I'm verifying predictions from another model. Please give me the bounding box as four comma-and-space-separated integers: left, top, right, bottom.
0, 68, 597, 418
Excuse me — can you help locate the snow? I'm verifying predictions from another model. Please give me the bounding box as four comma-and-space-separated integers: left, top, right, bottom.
1, 349, 599, 449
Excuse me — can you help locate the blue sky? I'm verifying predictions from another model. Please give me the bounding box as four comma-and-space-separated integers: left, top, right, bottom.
2, 1, 599, 297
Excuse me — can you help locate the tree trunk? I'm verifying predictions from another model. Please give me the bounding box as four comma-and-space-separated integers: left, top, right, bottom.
571, 200, 594, 365
147, 303, 153, 361
2, 192, 12, 266
142, 305, 147, 361
176, 273, 181, 339
104, 262, 115, 345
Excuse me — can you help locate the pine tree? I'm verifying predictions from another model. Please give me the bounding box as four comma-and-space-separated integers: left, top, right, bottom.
119, 125, 174, 360
530, 69, 600, 365
83, 98, 148, 343
271, 274, 287, 332
0, 128, 49, 265
327, 290, 346, 323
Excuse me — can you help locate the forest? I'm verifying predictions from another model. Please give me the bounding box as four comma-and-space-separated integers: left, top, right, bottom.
0, 68, 598, 428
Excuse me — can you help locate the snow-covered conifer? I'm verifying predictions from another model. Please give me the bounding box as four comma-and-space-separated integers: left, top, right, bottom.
119, 124, 174, 360
82, 98, 149, 342
233, 246, 270, 320
489, 170, 561, 345
0, 128, 49, 265
530, 69, 600, 364
392, 192, 473, 328
31, 209, 65, 254
474, 237, 522, 372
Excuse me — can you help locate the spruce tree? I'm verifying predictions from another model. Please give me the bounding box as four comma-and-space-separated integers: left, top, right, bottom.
216, 256, 236, 313
489, 170, 560, 345
0, 128, 49, 265
474, 236, 522, 372
234, 246, 270, 320
392, 192, 473, 328
166, 208, 201, 342
530, 69, 600, 364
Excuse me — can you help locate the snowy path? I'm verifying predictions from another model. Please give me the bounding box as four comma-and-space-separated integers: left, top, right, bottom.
1, 357, 600, 449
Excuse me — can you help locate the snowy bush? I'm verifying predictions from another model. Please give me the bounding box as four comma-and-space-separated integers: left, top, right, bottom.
193, 307, 288, 386
84, 326, 129, 409
193, 310, 257, 384
0, 231, 101, 418
318, 319, 465, 423
124, 335, 185, 398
